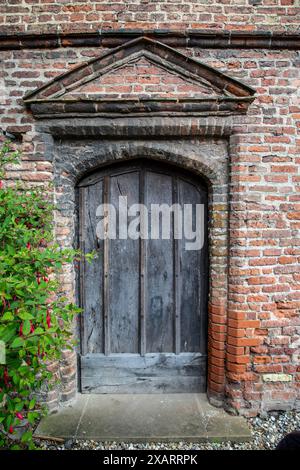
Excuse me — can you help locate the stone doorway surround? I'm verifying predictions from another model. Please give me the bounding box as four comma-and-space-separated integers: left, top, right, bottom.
23, 37, 255, 412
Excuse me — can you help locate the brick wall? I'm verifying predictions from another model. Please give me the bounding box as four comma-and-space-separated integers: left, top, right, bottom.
0, 1, 300, 415
0, 0, 299, 34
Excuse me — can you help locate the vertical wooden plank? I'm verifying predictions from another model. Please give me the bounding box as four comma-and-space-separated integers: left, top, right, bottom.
145, 170, 174, 353
139, 167, 146, 356
109, 171, 140, 353
79, 186, 85, 355
178, 178, 203, 353
172, 176, 181, 355
80, 181, 104, 354
103, 175, 110, 356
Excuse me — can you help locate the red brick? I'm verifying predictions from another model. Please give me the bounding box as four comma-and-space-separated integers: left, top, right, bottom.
228, 337, 262, 347
227, 353, 250, 364
228, 319, 260, 329
211, 356, 225, 367
287, 212, 300, 220
209, 372, 225, 385
227, 362, 247, 373
228, 310, 246, 320
227, 344, 245, 356
227, 327, 245, 338
253, 356, 271, 364
208, 380, 224, 394
248, 277, 276, 285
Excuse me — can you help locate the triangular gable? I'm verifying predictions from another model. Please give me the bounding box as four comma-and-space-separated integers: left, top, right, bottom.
23, 37, 255, 117
62, 56, 219, 100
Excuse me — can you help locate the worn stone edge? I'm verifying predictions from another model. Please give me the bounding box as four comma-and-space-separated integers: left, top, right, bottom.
1, 30, 300, 50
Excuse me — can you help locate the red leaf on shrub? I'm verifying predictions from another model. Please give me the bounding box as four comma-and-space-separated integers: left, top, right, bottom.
8, 426, 14, 434
39, 238, 47, 247
3, 368, 9, 387
16, 412, 24, 420
46, 311, 51, 328
19, 322, 23, 336
26, 242, 31, 250
1, 296, 7, 313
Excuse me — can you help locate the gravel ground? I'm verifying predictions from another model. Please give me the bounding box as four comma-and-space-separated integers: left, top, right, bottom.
35, 410, 300, 450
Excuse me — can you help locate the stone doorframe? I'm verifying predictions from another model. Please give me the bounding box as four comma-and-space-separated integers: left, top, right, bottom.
32, 114, 250, 410
21, 37, 255, 411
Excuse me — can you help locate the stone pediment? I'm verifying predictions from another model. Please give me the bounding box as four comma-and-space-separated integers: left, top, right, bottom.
23, 37, 255, 117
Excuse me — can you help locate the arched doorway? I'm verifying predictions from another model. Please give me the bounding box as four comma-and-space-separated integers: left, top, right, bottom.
78, 160, 209, 393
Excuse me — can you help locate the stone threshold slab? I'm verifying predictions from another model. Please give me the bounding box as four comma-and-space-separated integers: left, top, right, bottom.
35, 393, 251, 443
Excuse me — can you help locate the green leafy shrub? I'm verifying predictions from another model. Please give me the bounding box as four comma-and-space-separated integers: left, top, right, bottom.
0, 141, 86, 449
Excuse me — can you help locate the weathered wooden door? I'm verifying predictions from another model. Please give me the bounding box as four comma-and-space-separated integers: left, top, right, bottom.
78, 161, 208, 393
